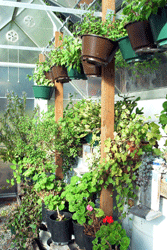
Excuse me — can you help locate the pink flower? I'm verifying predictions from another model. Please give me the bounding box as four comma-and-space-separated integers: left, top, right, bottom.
87, 205, 93, 211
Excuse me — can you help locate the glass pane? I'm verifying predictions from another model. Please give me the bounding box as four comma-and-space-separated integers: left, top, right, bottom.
0, 67, 34, 98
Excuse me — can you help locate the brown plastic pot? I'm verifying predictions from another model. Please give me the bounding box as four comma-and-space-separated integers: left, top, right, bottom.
51, 65, 69, 83
125, 20, 156, 52
44, 70, 54, 83
82, 60, 101, 77
81, 34, 118, 66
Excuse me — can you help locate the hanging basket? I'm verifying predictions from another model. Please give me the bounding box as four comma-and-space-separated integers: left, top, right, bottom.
118, 36, 153, 63
82, 60, 101, 77
81, 34, 118, 66
44, 70, 54, 83
124, 20, 156, 53
149, 6, 167, 49
67, 65, 87, 80
51, 65, 70, 83
32, 85, 54, 100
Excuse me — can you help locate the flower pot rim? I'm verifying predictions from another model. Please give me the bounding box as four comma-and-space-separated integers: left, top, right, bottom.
81, 34, 116, 43
117, 35, 129, 42
124, 20, 149, 29
32, 85, 54, 88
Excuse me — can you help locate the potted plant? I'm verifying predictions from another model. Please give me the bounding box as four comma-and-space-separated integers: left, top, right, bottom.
28, 61, 54, 100
49, 38, 70, 83
114, 18, 153, 63
92, 218, 130, 250
59, 35, 87, 80
122, 0, 157, 52
61, 170, 103, 249
148, 2, 167, 48
74, 12, 119, 66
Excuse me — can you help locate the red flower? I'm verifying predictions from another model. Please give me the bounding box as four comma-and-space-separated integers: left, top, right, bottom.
103, 216, 114, 224
103, 217, 107, 223
107, 216, 114, 224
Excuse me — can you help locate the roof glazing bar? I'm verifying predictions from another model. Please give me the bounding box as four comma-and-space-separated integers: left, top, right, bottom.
0, 44, 51, 52
0, 1, 102, 17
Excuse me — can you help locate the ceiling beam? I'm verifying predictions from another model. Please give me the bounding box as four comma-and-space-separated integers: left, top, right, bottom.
0, 44, 51, 52
0, 1, 102, 17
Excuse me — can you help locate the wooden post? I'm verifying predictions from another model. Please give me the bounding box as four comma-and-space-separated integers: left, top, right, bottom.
100, 0, 115, 216
39, 54, 45, 63
55, 31, 64, 179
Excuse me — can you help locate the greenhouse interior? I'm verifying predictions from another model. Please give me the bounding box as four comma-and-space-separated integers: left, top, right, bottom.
0, 0, 167, 249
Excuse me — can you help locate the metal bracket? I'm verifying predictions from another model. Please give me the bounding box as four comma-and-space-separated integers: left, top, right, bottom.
59, 15, 71, 32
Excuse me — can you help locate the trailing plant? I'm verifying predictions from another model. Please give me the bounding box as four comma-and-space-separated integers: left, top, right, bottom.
122, 0, 167, 23
28, 60, 53, 87
0, 92, 39, 163
92, 219, 130, 250
5, 184, 42, 250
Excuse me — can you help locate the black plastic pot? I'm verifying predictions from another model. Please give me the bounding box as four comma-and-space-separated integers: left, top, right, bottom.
83, 233, 95, 250
48, 211, 72, 244
72, 221, 85, 249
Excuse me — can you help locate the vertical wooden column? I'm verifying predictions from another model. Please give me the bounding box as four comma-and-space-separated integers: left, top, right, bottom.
39, 53, 45, 63
100, 0, 115, 216
55, 31, 64, 179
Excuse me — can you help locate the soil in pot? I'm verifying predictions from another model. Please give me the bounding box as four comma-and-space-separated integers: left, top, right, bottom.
48, 211, 72, 244
81, 34, 118, 66
72, 221, 85, 249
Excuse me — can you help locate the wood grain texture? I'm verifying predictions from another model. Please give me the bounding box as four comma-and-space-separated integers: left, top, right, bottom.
100, 0, 115, 216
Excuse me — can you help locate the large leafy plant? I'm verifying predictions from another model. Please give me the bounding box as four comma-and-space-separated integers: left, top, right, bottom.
0, 92, 38, 163
92, 220, 130, 250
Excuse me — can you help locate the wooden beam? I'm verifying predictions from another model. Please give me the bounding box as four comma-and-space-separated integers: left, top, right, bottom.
39, 54, 45, 62
55, 31, 64, 180
100, 0, 115, 216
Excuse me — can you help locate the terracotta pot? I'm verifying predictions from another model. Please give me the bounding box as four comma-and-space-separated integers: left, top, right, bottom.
51, 65, 69, 83
125, 20, 156, 52
44, 70, 54, 83
82, 60, 101, 77
81, 34, 118, 66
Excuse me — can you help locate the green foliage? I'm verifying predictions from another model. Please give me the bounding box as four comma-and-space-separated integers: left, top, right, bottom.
0, 92, 39, 163
92, 221, 130, 250
28, 60, 53, 87
122, 0, 167, 23
73, 12, 127, 41
61, 170, 103, 225
5, 184, 42, 250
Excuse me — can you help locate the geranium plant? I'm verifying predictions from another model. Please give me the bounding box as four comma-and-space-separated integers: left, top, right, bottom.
92, 218, 130, 250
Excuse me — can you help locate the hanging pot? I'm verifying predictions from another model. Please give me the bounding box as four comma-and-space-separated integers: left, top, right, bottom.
47, 211, 73, 244
51, 65, 70, 83
82, 60, 101, 77
83, 233, 95, 250
67, 65, 87, 80
81, 34, 119, 66
32, 85, 54, 100
118, 36, 153, 63
72, 221, 85, 249
44, 70, 54, 83
124, 20, 156, 53
149, 6, 167, 49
